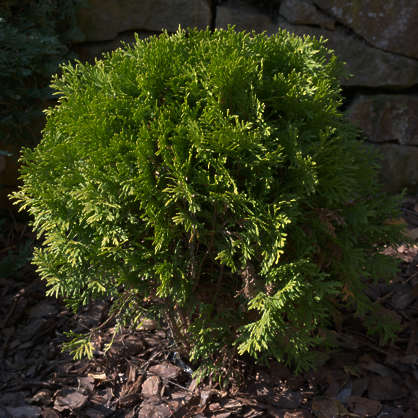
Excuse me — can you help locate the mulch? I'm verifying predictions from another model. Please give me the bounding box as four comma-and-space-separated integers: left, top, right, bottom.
0, 196, 417, 418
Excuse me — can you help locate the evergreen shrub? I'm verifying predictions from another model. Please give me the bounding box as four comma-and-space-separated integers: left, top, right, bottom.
12, 27, 404, 379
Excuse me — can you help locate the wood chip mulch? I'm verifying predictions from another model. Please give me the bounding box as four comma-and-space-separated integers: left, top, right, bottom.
1, 195, 418, 417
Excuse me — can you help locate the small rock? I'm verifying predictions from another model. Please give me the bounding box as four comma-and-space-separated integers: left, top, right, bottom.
348, 396, 382, 416
141, 376, 161, 398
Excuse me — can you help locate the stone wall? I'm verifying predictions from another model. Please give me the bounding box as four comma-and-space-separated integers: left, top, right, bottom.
70, 0, 418, 193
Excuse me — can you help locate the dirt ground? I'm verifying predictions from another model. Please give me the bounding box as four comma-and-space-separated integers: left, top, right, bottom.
0, 196, 417, 418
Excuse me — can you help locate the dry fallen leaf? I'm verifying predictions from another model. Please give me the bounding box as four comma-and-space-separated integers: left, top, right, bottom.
149, 362, 182, 379
54, 389, 88, 412
141, 375, 161, 398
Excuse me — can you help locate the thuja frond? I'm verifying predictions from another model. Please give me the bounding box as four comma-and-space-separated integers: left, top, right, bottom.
62, 331, 94, 360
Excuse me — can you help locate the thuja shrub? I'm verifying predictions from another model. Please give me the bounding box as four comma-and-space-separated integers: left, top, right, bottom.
12, 27, 404, 378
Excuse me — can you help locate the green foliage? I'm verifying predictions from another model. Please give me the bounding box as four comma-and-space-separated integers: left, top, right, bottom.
12, 27, 405, 378
0, 0, 84, 145
61, 330, 94, 360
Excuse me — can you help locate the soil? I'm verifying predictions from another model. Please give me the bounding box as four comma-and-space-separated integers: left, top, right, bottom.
0, 196, 417, 418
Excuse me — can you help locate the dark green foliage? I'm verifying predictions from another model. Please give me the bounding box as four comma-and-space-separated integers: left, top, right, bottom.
12, 27, 404, 379
0, 0, 84, 145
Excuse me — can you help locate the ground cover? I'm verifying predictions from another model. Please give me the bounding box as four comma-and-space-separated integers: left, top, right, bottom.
0, 196, 417, 417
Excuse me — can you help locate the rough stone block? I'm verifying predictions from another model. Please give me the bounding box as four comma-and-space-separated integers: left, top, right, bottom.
278, 19, 418, 88
280, 0, 335, 30
312, 0, 418, 59
216, 0, 276, 34
73, 31, 155, 63
76, 0, 211, 42
347, 95, 418, 146
371, 144, 418, 193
